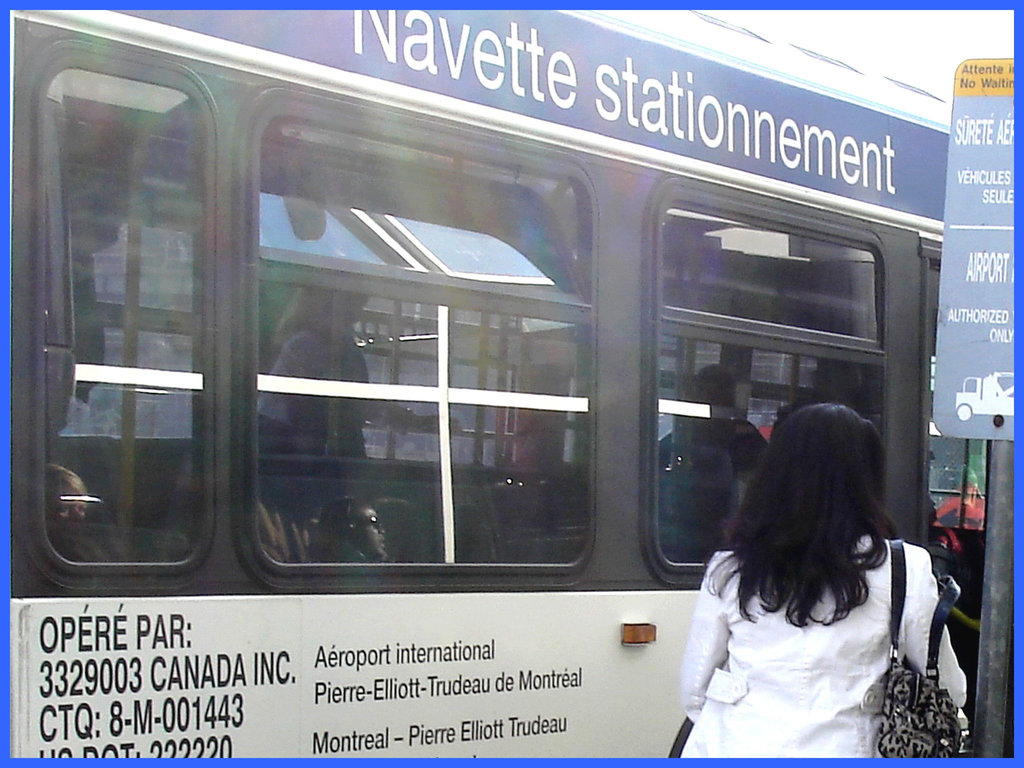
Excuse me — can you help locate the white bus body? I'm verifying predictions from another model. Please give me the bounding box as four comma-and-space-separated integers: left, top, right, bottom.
11, 10, 952, 757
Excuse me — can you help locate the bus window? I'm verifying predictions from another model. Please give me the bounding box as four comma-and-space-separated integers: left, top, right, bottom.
42, 70, 207, 564
656, 338, 883, 563
257, 286, 445, 563
662, 210, 879, 340
255, 116, 592, 566
259, 192, 387, 266
655, 207, 883, 565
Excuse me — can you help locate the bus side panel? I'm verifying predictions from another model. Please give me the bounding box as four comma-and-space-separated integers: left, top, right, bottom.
13, 591, 695, 757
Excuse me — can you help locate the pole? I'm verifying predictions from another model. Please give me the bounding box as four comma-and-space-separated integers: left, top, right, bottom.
972, 439, 1013, 756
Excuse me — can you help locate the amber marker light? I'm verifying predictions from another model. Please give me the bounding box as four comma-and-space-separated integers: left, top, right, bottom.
621, 623, 657, 645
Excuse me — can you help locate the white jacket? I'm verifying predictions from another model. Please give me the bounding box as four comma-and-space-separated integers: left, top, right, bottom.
679, 540, 967, 757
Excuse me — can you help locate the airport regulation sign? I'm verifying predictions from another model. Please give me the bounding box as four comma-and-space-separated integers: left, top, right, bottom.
933, 59, 1014, 440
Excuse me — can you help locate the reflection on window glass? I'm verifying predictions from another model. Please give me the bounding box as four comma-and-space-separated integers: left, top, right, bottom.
656, 207, 884, 564
259, 193, 386, 266
259, 118, 590, 299
92, 225, 195, 311
256, 285, 591, 565
391, 217, 555, 285
43, 69, 205, 563
257, 284, 443, 565
449, 310, 590, 564
661, 210, 878, 339
655, 338, 882, 565
256, 120, 592, 566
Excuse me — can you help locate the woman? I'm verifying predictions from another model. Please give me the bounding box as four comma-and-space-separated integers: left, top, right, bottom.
678, 403, 966, 757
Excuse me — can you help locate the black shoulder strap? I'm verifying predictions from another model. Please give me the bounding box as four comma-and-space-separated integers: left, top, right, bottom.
668, 717, 693, 758
889, 539, 907, 652
927, 574, 961, 675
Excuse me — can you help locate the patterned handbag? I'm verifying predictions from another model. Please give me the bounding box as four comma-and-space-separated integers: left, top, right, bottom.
877, 539, 962, 758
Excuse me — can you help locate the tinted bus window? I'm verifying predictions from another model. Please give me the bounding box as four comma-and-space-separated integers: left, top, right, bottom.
42, 70, 207, 563
656, 208, 883, 565
662, 209, 879, 340
255, 116, 592, 566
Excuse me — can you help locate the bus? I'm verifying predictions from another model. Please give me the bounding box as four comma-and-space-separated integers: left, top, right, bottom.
10, 9, 964, 757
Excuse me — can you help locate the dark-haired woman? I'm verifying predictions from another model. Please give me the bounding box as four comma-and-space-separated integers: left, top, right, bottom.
677, 403, 966, 757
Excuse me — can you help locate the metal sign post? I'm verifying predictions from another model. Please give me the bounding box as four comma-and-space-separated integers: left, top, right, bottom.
973, 439, 1013, 756
933, 59, 1013, 757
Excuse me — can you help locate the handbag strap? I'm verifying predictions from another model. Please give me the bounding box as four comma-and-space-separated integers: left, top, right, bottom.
888, 539, 907, 654
927, 574, 961, 677
890, 539, 962, 678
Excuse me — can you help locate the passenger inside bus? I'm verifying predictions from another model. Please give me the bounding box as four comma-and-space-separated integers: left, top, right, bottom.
257, 284, 441, 563
659, 364, 766, 562
257, 501, 309, 563
308, 496, 390, 563
259, 285, 438, 457
258, 287, 371, 457
45, 462, 192, 563
44, 463, 112, 562
45, 464, 94, 526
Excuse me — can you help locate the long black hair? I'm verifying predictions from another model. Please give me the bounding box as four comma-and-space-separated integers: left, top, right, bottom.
715, 402, 897, 627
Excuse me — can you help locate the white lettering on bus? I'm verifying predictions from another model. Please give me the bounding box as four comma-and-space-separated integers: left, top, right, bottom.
595, 58, 895, 193
352, 11, 898, 196
354, 11, 577, 109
